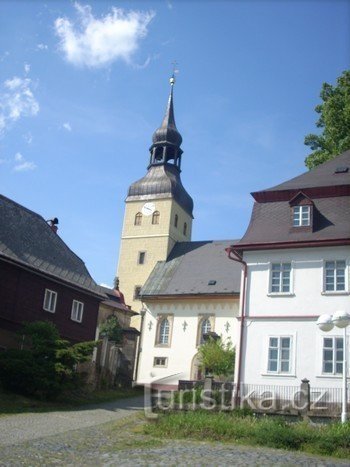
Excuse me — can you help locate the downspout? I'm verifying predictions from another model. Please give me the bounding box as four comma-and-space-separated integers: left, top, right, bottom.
225, 246, 247, 407
133, 306, 146, 385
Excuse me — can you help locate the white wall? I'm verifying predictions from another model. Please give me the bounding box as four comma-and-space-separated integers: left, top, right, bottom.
240, 246, 350, 389
136, 298, 239, 387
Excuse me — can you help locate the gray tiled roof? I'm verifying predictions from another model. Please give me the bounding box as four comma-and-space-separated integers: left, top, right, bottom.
260, 150, 350, 193
0, 194, 102, 296
237, 151, 350, 248
141, 240, 242, 297
127, 164, 194, 217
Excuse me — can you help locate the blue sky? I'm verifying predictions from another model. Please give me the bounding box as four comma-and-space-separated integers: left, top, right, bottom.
0, 1, 349, 287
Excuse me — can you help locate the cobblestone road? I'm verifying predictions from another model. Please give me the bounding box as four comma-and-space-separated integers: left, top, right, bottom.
0, 398, 348, 466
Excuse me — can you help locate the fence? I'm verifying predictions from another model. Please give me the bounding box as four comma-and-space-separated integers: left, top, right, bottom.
175, 380, 350, 416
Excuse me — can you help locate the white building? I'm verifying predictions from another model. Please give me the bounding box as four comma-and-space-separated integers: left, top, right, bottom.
227, 151, 350, 398
137, 241, 241, 388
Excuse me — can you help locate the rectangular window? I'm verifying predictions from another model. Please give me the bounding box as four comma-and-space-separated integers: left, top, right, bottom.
138, 251, 146, 265
43, 289, 57, 313
325, 260, 346, 292
134, 286, 142, 300
153, 357, 168, 367
71, 300, 84, 323
270, 263, 291, 293
293, 206, 310, 227
323, 337, 343, 374
268, 337, 291, 373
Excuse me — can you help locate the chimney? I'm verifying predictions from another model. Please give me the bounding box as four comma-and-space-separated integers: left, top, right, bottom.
47, 218, 59, 234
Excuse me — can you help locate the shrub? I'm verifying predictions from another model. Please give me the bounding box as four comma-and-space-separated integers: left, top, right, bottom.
198, 337, 235, 378
0, 321, 96, 399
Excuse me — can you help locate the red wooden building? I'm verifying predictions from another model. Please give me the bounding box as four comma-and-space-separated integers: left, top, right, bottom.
0, 194, 103, 348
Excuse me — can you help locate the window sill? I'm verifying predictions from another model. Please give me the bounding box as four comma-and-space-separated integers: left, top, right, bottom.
154, 344, 171, 348
316, 374, 345, 379
321, 291, 349, 296
267, 293, 295, 297
43, 308, 55, 313
71, 318, 82, 323
261, 373, 296, 378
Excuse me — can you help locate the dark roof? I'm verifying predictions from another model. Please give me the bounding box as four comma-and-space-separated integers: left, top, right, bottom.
141, 240, 242, 297
0, 194, 102, 296
127, 164, 194, 217
99, 285, 137, 315
258, 150, 350, 194
152, 83, 182, 148
236, 151, 350, 249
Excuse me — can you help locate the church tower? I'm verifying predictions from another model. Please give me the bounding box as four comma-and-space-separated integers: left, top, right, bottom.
117, 76, 194, 315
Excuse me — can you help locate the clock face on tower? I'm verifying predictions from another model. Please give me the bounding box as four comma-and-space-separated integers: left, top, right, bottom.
141, 202, 156, 216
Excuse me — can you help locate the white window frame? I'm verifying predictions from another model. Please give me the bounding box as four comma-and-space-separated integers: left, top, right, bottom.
43, 289, 57, 313
266, 336, 293, 375
268, 262, 293, 295
71, 300, 84, 323
293, 205, 310, 227
323, 260, 348, 293
322, 336, 344, 375
153, 357, 168, 368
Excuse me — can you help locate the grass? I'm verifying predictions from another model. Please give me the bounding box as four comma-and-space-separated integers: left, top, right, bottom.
144, 410, 350, 459
0, 386, 143, 415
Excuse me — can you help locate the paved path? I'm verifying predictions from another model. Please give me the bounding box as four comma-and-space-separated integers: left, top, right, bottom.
0, 395, 144, 446
0, 398, 348, 466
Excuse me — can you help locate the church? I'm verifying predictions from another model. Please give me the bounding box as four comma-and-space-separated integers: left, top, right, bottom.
116, 77, 242, 388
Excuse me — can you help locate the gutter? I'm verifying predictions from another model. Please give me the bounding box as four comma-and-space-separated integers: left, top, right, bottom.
225, 246, 247, 407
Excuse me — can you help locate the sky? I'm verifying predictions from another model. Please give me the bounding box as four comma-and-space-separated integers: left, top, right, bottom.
0, 0, 349, 287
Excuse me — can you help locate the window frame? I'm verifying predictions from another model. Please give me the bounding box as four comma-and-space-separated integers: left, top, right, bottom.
134, 212, 142, 226
196, 314, 215, 347
133, 286, 142, 300
138, 251, 146, 265
155, 314, 174, 347
268, 262, 293, 295
152, 210, 160, 225
71, 300, 84, 323
323, 260, 348, 293
322, 336, 344, 375
43, 289, 57, 313
153, 356, 168, 368
292, 205, 311, 227
266, 336, 293, 375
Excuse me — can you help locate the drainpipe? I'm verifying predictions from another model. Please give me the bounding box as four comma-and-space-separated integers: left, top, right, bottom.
225, 246, 247, 407
133, 305, 146, 385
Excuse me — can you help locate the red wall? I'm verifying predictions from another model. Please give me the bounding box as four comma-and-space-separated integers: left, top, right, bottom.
0, 260, 100, 343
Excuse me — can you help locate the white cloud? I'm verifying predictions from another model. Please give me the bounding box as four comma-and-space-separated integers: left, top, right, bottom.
24, 63, 31, 74
13, 152, 36, 172
63, 122, 72, 131
37, 43, 48, 50
14, 161, 36, 172
23, 132, 33, 144
0, 75, 39, 135
54, 2, 155, 68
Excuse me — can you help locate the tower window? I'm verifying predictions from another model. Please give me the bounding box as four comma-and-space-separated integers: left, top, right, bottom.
174, 214, 178, 228
154, 147, 163, 162
183, 222, 187, 236
152, 211, 160, 225
134, 212, 142, 226
134, 286, 142, 300
138, 251, 146, 265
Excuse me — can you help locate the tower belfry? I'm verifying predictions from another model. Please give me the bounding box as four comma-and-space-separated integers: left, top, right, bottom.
116, 77, 194, 317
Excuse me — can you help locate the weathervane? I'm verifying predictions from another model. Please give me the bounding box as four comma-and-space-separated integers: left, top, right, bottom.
170, 60, 178, 86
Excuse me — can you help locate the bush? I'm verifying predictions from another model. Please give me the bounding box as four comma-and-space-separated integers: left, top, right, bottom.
99, 315, 123, 344
0, 321, 96, 399
198, 337, 235, 378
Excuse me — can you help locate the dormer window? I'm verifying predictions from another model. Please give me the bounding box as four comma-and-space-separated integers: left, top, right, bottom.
289, 191, 313, 229
293, 206, 310, 227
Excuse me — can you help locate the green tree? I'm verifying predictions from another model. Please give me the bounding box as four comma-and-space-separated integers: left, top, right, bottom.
0, 321, 96, 399
198, 337, 235, 378
304, 70, 350, 169
99, 315, 123, 344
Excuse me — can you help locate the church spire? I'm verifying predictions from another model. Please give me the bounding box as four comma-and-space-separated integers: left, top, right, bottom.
149, 75, 183, 170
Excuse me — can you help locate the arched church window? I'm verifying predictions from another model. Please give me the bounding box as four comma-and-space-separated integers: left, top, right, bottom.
152, 211, 160, 225
200, 318, 211, 344
159, 318, 170, 345
134, 212, 142, 226
183, 222, 187, 236
174, 214, 178, 228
